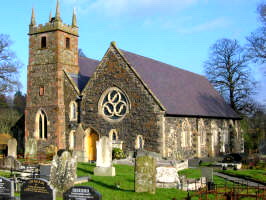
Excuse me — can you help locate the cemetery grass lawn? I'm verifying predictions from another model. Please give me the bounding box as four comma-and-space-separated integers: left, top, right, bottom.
217, 169, 266, 183
178, 168, 234, 186
0, 170, 11, 178
77, 163, 191, 200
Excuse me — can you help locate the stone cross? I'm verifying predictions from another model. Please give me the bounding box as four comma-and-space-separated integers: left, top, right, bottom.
7, 138, 17, 158
96, 136, 112, 168
135, 155, 156, 194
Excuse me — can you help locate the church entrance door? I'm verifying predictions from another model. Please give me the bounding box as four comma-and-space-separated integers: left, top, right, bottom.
87, 131, 99, 161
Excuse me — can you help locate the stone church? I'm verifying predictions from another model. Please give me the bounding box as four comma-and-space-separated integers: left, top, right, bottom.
25, 1, 243, 162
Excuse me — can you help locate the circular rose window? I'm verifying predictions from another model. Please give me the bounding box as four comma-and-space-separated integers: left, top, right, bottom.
99, 87, 129, 121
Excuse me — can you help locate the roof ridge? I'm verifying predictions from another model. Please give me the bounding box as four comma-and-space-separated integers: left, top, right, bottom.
121, 49, 206, 79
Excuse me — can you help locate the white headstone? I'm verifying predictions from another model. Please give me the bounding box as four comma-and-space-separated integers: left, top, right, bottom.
156, 167, 180, 183
7, 138, 17, 158
96, 136, 112, 168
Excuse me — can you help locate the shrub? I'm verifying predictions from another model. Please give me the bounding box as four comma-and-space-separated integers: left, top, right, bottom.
112, 148, 126, 160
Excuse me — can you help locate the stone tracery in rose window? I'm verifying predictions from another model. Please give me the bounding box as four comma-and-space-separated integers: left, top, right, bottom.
100, 87, 129, 121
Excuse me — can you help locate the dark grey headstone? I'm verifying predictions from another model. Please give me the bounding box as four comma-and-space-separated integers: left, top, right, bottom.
201, 167, 213, 182
39, 165, 51, 180
21, 178, 55, 200
0, 176, 14, 199
63, 186, 101, 200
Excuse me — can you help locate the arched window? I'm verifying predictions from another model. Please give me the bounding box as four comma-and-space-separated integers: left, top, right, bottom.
69, 101, 77, 121
198, 119, 206, 145
181, 120, 191, 147
211, 121, 218, 146
135, 135, 144, 149
36, 110, 48, 139
109, 129, 118, 141
69, 131, 75, 150
112, 132, 117, 141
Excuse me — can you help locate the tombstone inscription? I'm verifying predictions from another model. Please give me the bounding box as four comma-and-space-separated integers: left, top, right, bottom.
63, 186, 102, 200
135, 155, 156, 194
0, 176, 14, 199
20, 178, 55, 200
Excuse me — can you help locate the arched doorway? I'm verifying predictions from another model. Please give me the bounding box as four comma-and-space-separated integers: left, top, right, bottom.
86, 128, 99, 161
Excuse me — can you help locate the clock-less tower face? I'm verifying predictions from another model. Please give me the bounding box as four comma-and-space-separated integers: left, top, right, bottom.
99, 87, 130, 122
25, 6, 79, 150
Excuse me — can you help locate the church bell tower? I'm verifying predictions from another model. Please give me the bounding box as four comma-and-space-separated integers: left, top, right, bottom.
25, 0, 79, 152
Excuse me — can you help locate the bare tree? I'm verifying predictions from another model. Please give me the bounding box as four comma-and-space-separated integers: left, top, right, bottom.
0, 34, 21, 94
246, 3, 266, 64
204, 38, 256, 114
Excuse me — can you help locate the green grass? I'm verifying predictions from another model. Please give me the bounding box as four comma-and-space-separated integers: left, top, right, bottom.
217, 169, 266, 183
0, 170, 12, 178
77, 163, 189, 200
178, 168, 234, 186
199, 161, 213, 167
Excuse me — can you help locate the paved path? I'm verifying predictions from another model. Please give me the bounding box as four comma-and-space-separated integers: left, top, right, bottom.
214, 172, 265, 187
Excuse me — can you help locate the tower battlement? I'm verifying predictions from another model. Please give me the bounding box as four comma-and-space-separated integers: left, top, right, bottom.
29, 0, 78, 36
29, 21, 78, 36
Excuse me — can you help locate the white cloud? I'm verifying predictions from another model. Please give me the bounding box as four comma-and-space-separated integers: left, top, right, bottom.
176, 17, 230, 34
62, 0, 199, 16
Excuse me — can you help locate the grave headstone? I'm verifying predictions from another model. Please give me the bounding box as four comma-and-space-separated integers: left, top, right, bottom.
3, 156, 21, 170
7, 138, 17, 159
96, 136, 112, 167
24, 138, 37, 159
135, 155, 156, 194
39, 164, 51, 180
201, 167, 213, 182
20, 178, 55, 200
94, 137, 115, 176
156, 167, 179, 183
63, 186, 101, 200
50, 151, 77, 194
156, 166, 180, 189
0, 176, 14, 199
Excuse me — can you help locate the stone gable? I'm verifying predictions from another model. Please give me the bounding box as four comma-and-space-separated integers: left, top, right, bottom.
81, 46, 165, 153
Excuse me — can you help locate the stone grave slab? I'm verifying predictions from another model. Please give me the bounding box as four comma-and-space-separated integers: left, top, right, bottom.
0, 176, 14, 199
63, 186, 101, 200
21, 178, 55, 200
135, 155, 156, 194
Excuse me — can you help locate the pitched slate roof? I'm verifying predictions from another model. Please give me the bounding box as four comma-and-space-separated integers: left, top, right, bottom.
77, 49, 239, 119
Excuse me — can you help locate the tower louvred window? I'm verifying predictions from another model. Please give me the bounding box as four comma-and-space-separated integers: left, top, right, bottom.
41, 36, 47, 48
66, 37, 70, 49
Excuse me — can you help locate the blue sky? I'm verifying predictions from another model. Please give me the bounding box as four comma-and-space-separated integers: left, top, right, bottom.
0, 0, 265, 104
